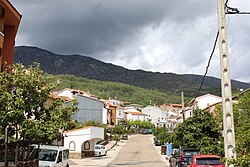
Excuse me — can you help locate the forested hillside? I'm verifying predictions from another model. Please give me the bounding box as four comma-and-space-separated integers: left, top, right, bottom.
14, 46, 250, 97
50, 74, 188, 106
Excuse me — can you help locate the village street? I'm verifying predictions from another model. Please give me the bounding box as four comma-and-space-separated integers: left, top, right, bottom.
69, 134, 169, 167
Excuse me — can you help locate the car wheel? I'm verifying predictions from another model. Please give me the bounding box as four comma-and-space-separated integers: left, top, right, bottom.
98, 152, 101, 157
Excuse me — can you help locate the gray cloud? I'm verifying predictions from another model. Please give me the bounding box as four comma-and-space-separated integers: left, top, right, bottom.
10, 0, 250, 82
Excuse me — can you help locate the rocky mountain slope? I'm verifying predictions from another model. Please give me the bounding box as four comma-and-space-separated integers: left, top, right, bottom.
14, 46, 249, 97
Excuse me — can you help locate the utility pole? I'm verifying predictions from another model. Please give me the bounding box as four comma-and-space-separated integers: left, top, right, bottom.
181, 92, 184, 109
181, 92, 185, 121
217, 0, 236, 166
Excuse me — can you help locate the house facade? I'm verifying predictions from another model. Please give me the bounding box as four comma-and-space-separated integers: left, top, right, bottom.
55, 88, 107, 124
72, 94, 106, 124
124, 109, 148, 121
0, 0, 21, 70
105, 103, 116, 126
142, 106, 178, 128
115, 105, 125, 125
63, 126, 104, 158
182, 94, 222, 120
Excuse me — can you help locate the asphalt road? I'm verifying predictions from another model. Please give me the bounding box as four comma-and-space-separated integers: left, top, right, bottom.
106, 135, 167, 167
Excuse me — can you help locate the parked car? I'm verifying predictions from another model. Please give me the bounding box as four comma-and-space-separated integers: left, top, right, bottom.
174, 148, 200, 167
188, 154, 225, 167
121, 134, 128, 140
30, 145, 69, 167
153, 137, 161, 146
146, 129, 153, 134
95, 145, 107, 157
142, 129, 147, 134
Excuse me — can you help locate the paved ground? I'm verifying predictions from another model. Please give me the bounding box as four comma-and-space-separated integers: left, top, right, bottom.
69, 134, 169, 167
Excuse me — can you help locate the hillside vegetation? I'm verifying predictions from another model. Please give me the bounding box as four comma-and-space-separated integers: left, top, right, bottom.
14, 46, 250, 98
50, 74, 188, 106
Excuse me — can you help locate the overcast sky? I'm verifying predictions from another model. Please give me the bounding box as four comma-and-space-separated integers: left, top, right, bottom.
10, 0, 250, 83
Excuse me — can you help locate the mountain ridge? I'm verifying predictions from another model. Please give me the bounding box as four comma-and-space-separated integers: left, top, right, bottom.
14, 46, 250, 97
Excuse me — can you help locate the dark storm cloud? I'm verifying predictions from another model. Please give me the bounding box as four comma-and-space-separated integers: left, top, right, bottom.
11, 0, 215, 58
9, 0, 250, 82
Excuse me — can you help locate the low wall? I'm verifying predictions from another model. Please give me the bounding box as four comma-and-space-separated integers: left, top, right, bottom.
82, 151, 95, 157
69, 151, 95, 159
69, 153, 81, 159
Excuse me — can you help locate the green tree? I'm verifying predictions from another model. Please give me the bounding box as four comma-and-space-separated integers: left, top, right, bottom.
112, 125, 125, 135
172, 109, 223, 155
231, 92, 250, 166
214, 91, 250, 166
0, 63, 76, 144
128, 120, 154, 129
153, 127, 172, 144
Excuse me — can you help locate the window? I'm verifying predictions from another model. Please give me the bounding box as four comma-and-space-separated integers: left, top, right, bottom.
63, 150, 69, 160
30, 148, 58, 162
57, 151, 62, 163
196, 157, 223, 165
69, 141, 76, 151
84, 141, 90, 150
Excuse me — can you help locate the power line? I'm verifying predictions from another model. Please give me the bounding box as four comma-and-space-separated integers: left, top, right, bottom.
193, 31, 219, 101
225, 0, 250, 15
193, 0, 249, 101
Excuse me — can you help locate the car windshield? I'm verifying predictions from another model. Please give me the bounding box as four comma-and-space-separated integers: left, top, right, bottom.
196, 157, 223, 165
30, 148, 58, 162
95, 146, 101, 149
184, 150, 199, 156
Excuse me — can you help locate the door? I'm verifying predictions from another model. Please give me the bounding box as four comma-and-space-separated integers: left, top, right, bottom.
63, 149, 69, 167
55, 151, 63, 167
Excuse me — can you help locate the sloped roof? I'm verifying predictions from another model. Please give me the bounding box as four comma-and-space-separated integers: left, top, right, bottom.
63, 126, 92, 134
125, 111, 148, 116
49, 92, 73, 102
188, 94, 222, 106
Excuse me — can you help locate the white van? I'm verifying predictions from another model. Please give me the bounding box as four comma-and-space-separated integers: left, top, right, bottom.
30, 145, 69, 167
95, 144, 107, 157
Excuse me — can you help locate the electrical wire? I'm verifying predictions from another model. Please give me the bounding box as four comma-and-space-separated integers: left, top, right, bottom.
225, 0, 250, 15
193, 31, 219, 101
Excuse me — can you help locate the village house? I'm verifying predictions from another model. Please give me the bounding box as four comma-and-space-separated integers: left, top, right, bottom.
182, 94, 222, 120
105, 99, 128, 126
141, 106, 179, 128
63, 126, 104, 158
160, 103, 183, 115
124, 108, 148, 121
103, 101, 117, 126
55, 88, 108, 124
0, 0, 21, 70
115, 105, 125, 125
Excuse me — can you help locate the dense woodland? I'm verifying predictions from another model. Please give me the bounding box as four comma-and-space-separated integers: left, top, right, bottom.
50, 74, 189, 106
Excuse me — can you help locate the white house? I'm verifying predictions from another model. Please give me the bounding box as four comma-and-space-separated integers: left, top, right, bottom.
141, 106, 166, 127
141, 106, 178, 128
116, 106, 125, 125
189, 94, 222, 110
56, 88, 96, 99
124, 109, 148, 121
54, 88, 108, 125
63, 126, 104, 158
183, 94, 222, 120
182, 107, 194, 120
